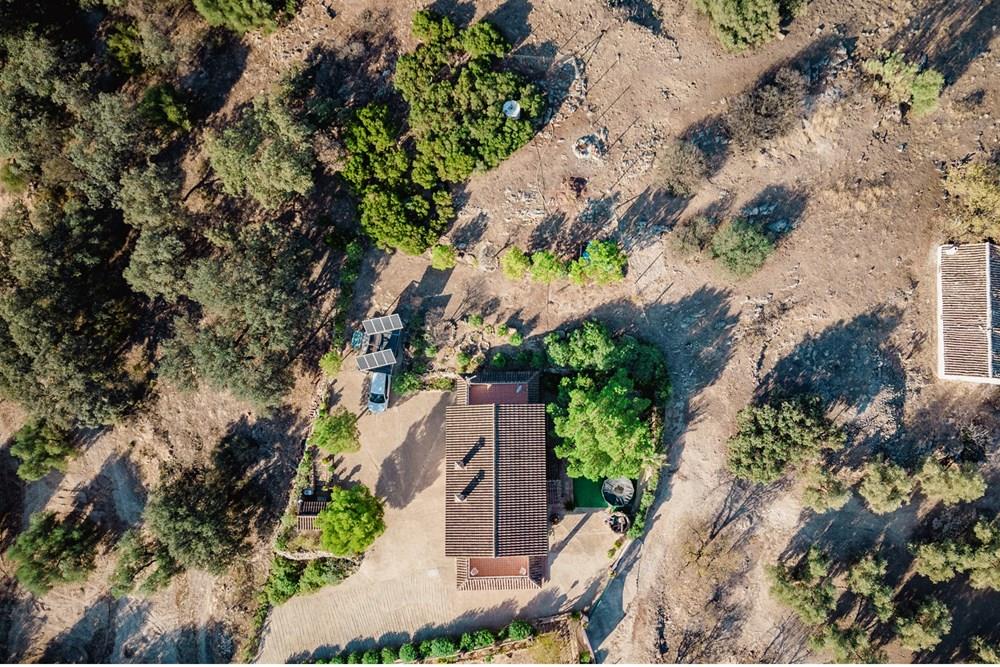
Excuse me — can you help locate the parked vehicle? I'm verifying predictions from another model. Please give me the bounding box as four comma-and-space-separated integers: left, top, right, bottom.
368, 369, 390, 413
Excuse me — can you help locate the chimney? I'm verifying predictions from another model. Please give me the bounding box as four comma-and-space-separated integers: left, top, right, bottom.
454, 492, 467, 503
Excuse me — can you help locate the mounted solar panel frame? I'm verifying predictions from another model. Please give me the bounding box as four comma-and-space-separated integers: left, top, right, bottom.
362, 314, 403, 336
356, 348, 397, 372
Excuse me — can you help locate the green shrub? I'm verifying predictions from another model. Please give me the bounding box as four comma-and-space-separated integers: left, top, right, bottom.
399, 643, 418, 662
139, 83, 192, 133
501, 247, 531, 280
766, 547, 836, 625
694, 0, 780, 51
466, 313, 484, 328
0, 160, 28, 193
109, 530, 178, 598
509, 330, 524, 346
656, 140, 708, 197
264, 555, 304, 605
672, 215, 717, 255
858, 456, 914, 515
491, 352, 508, 369
298, 558, 351, 593
193, 0, 278, 33
496, 323, 510, 337
916, 458, 986, 506
316, 484, 385, 557
361, 649, 379, 664
430, 243, 457, 270
727, 396, 844, 484
309, 407, 360, 454
896, 598, 951, 651
945, 160, 1000, 241
863, 50, 943, 116
505, 620, 535, 640
5, 512, 97, 595
529, 251, 567, 283
809, 626, 886, 663
911, 519, 1000, 590
710, 218, 775, 276
570, 240, 628, 285
9, 418, 75, 481
801, 464, 850, 513
395, 371, 423, 396
380, 646, 398, 663
346, 651, 360, 664
460, 629, 496, 651
846, 555, 895, 622
421, 636, 457, 658
106, 21, 142, 74
320, 350, 344, 377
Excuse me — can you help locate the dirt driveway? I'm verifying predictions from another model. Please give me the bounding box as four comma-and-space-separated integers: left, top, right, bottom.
258, 378, 618, 662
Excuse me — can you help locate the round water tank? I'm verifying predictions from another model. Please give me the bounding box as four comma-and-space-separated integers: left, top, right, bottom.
502, 100, 521, 119
602, 477, 635, 507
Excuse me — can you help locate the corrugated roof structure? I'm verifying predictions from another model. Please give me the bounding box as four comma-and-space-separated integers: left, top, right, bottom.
296, 500, 327, 532
456, 371, 540, 406
937, 243, 1000, 384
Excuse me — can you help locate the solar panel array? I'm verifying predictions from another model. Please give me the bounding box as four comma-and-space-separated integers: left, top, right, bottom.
362, 314, 403, 335
356, 348, 397, 371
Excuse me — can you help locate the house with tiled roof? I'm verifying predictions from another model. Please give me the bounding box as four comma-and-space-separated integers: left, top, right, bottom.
445, 371, 549, 591
937, 243, 1000, 384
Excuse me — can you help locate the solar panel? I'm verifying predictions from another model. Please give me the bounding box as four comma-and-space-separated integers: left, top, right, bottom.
356, 348, 397, 371
362, 314, 403, 335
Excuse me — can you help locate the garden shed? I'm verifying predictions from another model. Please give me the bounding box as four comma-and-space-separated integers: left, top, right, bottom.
937, 243, 1000, 384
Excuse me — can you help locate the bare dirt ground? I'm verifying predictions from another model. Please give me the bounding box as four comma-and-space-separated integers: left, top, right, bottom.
3, 0, 1000, 662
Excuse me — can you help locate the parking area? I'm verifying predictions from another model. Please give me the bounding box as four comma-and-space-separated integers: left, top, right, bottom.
257, 375, 618, 663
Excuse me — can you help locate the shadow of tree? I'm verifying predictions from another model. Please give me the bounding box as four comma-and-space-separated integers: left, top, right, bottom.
485, 0, 535, 47
181, 30, 250, 120
739, 184, 810, 238
885, 0, 1000, 86
375, 393, 450, 509
616, 187, 691, 252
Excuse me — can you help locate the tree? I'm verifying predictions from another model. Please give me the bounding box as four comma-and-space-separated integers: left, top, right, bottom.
505, 619, 534, 640
809, 626, 886, 663
192, 0, 279, 34
550, 370, 656, 481
896, 598, 951, 651
727, 396, 844, 484
972, 637, 1000, 664
846, 555, 895, 622
5, 511, 97, 595
500, 247, 531, 280
206, 94, 315, 208
656, 139, 708, 197
319, 350, 343, 377
693, 0, 780, 51
766, 547, 836, 625
911, 519, 1000, 591
944, 160, 1000, 240
9, 418, 75, 481
710, 218, 775, 276
529, 250, 567, 283
858, 456, 914, 514
316, 484, 385, 557
727, 67, 807, 148
264, 555, 304, 605
144, 466, 243, 572
109, 529, 179, 598
801, 464, 850, 513
430, 243, 457, 270
66, 91, 142, 207
399, 644, 418, 662
916, 458, 986, 506
297, 558, 351, 593
569, 240, 628, 285
309, 407, 360, 455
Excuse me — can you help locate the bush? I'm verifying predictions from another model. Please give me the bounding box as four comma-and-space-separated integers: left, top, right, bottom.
395, 371, 423, 396
421, 636, 457, 658
530, 251, 567, 283
319, 350, 344, 377
801, 464, 850, 513
460, 629, 496, 651
656, 140, 708, 197
509, 331, 524, 346
193, 0, 278, 33
106, 21, 142, 74
0, 160, 28, 193
309, 407, 360, 454
501, 247, 531, 280
863, 50, 943, 116
399, 643, 418, 662
694, 0, 780, 51
727, 396, 844, 484
491, 352, 508, 369
6, 512, 97, 595
505, 619, 534, 640
972, 637, 1000, 664
916, 458, 986, 506
316, 484, 385, 557
361, 650, 379, 664
847, 555, 895, 622
911, 519, 1000, 590
298, 558, 352, 593
264, 555, 304, 606
858, 456, 914, 514
570, 240, 628, 285
767, 547, 836, 625
809, 626, 886, 663
9, 418, 75, 481
672, 215, 717, 255
139, 83, 191, 133
109, 529, 179, 598
380, 646, 398, 663
896, 598, 951, 651
727, 67, 807, 147
430, 243, 457, 270
710, 218, 775, 276
466, 313, 484, 328
944, 160, 1000, 241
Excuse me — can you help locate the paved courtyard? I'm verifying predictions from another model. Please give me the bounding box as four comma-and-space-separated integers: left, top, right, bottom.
257, 377, 617, 663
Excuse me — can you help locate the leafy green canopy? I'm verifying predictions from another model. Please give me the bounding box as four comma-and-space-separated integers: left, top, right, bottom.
767, 547, 837, 625
846, 555, 895, 622
694, 0, 780, 51
916, 458, 986, 506
342, 11, 543, 255
5, 511, 97, 595
206, 95, 316, 209
858, 456, 914, 515
710, 217, 775, 276
9, 418, 75, 481
309, 407, 360, 454
109, 529, 179, 598
727, 396, 844, 484
550, 370, 656, 481
944, 159, 1000, 242
912, 518, 1000, 591
863, 50, 944, 117
193, 0, 280, 34
896, 598, 952, 651
316, 484, 386, 557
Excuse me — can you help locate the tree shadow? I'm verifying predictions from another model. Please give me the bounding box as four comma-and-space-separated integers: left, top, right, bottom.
885, 0, 1000, 86
616, 187, 691, 252
181, 30, 250, 120
0, 446, 23, 553
375, 393, 450, 509
428, 0, 476, 29
485, 0, 535, 47
451, 212, 488, 250
739, 184, 809, 237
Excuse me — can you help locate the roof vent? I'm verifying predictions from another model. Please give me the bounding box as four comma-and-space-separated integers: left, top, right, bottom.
453, 461, 466, 471
454, 492, 467, 503
516, 384, 524, 393
944, 244, 959, 255
519, 567, 527, 576
470, 567, 479, 576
